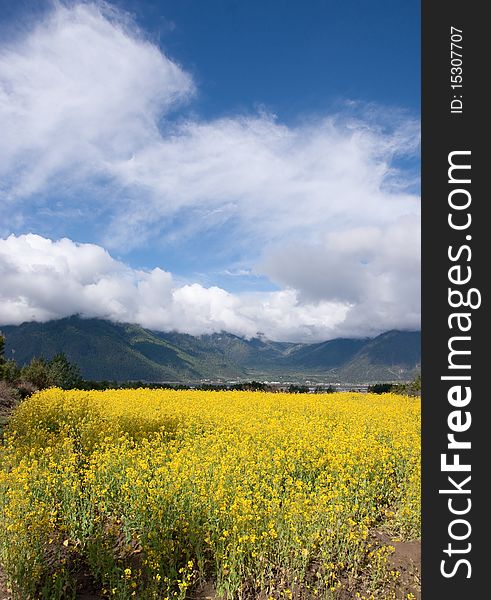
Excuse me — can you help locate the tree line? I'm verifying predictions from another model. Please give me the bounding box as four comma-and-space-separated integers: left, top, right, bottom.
367, 375, 421, 396
1, 348, 82, 392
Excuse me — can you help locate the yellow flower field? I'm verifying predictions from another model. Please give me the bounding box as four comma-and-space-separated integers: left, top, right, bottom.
0, 389, 420, 599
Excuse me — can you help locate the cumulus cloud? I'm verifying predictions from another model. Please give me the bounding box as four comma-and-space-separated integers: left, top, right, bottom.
0, 2, 421, 339
259, 215, 421, 337
0, 234, 353, 341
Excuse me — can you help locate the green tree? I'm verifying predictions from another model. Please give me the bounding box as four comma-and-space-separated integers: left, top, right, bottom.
0, 333, 22, 384
392, 374, 421, 396
21, 357, 51, 390
288, 384, 309, 393
1, 359, 21, 384
0, 333, 5, 368
367, 383, 394, 394
48, 353, 82, 389
410, 374, 421, 394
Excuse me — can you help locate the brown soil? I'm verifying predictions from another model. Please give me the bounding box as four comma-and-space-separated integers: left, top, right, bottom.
0, 567, 11, 600
371, 530, 421, 599
191, 581, 217, 599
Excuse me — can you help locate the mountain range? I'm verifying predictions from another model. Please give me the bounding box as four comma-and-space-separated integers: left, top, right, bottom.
1, 316, 421, 384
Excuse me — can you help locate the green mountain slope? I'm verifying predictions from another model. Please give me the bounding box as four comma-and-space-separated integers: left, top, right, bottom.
337, 330, 422, 382
156, 331, 295, 369
1, 317, 420, 383
282, 338, 368, 369
1, 317, 205, 381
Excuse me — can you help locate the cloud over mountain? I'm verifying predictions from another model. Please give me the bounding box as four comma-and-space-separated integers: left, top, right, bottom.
0, 233, 419, 341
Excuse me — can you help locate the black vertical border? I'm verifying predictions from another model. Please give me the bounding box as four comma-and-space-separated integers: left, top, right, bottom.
422, 1, 486, 598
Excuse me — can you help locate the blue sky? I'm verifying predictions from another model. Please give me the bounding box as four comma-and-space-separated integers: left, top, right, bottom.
118, 0, 420, 120
0, 0, 421, 341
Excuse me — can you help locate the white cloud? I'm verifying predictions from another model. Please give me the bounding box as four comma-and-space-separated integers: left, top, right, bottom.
102, 113, 420, 252
0, 2, 421, 339
0, 234, 353, 341
0, 1, 193, 201
259, 214, 420, 337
